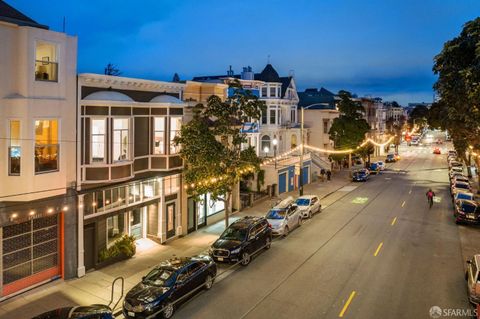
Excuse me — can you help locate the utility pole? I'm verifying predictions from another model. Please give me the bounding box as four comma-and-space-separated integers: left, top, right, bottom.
299, 107, 304, 196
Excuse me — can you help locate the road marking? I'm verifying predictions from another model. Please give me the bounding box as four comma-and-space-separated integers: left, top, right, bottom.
401, 201, 405, 208
391, 217, 397, 226
374, 242, 384, 257
408, 190, 412, 194
339, 291, 356, 318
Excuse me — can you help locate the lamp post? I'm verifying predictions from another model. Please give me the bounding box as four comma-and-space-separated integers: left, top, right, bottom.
272, 138, 278, 169
263, 146, 270, 158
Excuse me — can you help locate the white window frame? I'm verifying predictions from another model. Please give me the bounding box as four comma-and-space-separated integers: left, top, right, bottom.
154, 117, 166, 155
90, 117, 107, 164
34, 40, 59, 82
113, 118, 130, 163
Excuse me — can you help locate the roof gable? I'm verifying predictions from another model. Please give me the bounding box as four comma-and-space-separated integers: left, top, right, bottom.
0, 1, 48, 29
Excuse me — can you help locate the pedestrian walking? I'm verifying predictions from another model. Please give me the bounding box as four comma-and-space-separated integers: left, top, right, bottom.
326, 170, 332, 181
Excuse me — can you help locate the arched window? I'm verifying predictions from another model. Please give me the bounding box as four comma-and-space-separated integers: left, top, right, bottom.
261, 135, 271, 153
291, 134, 297, 148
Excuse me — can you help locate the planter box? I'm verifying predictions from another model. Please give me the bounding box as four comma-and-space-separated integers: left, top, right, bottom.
95, 252, 132, 270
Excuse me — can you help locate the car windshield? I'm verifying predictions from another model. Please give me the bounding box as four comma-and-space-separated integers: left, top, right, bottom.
220, 226, 248, 241
143, 267, 175, 287
266, 209, 286, 220
296, 198, 310, 206
458, 193, 473, 200
455, 183, 470, 189
461, 203, 477, 214
387, 155, 394, 158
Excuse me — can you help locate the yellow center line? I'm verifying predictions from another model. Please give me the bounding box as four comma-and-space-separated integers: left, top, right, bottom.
374, 242, 384, 257
401, 201, 405, 207
339, 291, 356, 317
391, 217, 397, 226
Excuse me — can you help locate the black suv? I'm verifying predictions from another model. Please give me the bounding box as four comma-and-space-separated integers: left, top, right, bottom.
210, 216, 272, 266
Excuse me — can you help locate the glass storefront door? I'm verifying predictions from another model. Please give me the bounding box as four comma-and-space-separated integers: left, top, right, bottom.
129, 208, 143, 240
166, 203, 176, 238
187, 197, 196, 233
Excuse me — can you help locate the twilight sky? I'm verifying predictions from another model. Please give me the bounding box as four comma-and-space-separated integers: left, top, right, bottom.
9, 0, 480, 104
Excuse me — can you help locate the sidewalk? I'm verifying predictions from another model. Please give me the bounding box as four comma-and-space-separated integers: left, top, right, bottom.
0, 170, 352, 319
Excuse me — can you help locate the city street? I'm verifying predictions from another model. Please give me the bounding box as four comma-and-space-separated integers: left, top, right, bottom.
172, 135, 472, 319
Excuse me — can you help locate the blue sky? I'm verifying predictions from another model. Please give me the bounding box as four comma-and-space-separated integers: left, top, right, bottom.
9, 0, 480, 104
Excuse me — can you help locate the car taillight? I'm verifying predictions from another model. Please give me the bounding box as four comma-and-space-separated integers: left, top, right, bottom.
268, 223, 272, 229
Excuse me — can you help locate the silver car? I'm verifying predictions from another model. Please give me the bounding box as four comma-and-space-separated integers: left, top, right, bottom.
266, 197, 302, 237
295, 195, 321, 219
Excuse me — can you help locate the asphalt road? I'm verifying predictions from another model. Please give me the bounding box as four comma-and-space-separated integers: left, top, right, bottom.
173, 132, 472, 319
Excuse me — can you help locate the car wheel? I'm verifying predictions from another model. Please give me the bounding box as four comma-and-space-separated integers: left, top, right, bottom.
284, 226, 289, 237
241, 251, 251, 266
162, 302, 175, 319
264, 236, 271, 250
204, 274, 214, 290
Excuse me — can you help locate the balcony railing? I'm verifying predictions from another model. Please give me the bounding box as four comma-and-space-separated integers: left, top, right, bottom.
35, 60, 58, 82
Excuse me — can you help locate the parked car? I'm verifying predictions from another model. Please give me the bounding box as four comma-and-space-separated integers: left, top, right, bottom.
385, 154, 396, 163
452, 175, 470, 184
295, 195, 321, 219
352, 169, 370, 182
211, 216, 271, 266
376, 161, 385, 171
466, 255, 480, 304
454, 199, 480, 224
33, 305, 114, 319
450, 172, 466, 182
433, 147, 441, 154
448, 150, 457, 157
453, 191, 475, 202
266, 197, 302, 236
451, 181, 472, 196
369, 162, 380, 174
449, 161, 464, 169
123, 255, 217, 319
449, 167, 464, 178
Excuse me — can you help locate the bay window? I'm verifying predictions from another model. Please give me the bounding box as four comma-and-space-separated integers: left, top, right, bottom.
113, 118, 129, 162
34, 119, 59, 173
170, 117, 182, 154
91, 119, 106, 162
8, 120, 21, 176
154, 117, 165, 154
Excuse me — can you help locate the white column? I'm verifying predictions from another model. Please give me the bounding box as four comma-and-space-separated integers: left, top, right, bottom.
77, 194, 85, 278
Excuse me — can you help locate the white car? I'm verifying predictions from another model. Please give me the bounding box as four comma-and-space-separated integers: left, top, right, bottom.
449, 166, 464, 178
295, 195, 321, 219
377, 161, 386, 171
266, 197, 302, 237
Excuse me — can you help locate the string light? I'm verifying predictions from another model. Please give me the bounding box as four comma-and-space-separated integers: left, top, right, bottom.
63, 206, 69, 211
29, 210, 35, 216
11, 213, 18, 219
47, 208, 54, 213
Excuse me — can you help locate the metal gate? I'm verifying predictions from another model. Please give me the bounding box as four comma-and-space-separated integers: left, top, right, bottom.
2, 214, 60, 296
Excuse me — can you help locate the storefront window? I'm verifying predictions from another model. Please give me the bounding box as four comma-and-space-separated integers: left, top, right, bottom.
164, 175, 179, 195
143, 181, 154, 198
107, 214, 125, 245
34, 119, 59, 174
113, 118, 129, 162
91, 119, 106, 163
154, 117, 165, 154
9, 120, 21, 176
169, 117, 182, 154
206, 193, 225, 216
129, 183, 141, 203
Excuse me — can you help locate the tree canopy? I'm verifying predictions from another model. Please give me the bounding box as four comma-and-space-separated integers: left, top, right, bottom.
174, 81, 266, 227
329, 90, 370, 150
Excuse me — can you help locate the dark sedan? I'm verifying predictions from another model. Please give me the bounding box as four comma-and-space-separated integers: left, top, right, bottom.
123, 255, 216, 319
454, 199, 480, 224
32, 305, 113, 319
385, 154, 396, 163
353, 169, 370, 182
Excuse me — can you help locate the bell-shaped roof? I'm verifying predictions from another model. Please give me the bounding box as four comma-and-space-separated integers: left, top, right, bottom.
84, 91, 133, 101
150, 95, 183, 104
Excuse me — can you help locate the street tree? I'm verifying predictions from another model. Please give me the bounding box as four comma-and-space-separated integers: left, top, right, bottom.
174, 81, 266, 227
407, 105, 429, 128
329, 90, 370, 150
386, 114, 405, 152
104, 63, 121, 76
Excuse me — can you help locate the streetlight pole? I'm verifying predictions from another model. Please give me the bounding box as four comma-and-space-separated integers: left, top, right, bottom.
272, 138, 278, 169
299, 107, 304, 196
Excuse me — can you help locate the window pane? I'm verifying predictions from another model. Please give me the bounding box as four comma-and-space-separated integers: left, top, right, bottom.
261, 109, 267, 124
113, 119, 129, 161
9, 146, 21, 175
35, 120, 58, 145
269, 110, 276, 125
35, 144, 59, 173
154, 117, 165, 154
10, 120, 20, 146
91, 119, 106, 162
35, 42, 58, 82
170, 117, 182, 154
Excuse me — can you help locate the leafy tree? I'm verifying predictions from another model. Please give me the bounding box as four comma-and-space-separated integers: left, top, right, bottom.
329, 90, 370, 150
104, 63, 121, 76
386, 114, 405, 152
433, 17, 480, 189
356, 144, 374, 167
407, 105, 429, 127
174, 81, 266, 227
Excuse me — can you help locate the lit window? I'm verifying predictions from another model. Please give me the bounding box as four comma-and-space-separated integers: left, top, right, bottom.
34, 119, 59, 173
170, 117, 182, 154
291, 134, 297, 148
154, 117, 165, 154
91, 119, 106, 162
8, 120, 21, 176
113, 118, 129, 162
35, 42, 58, 82
164, 176, 179, 195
